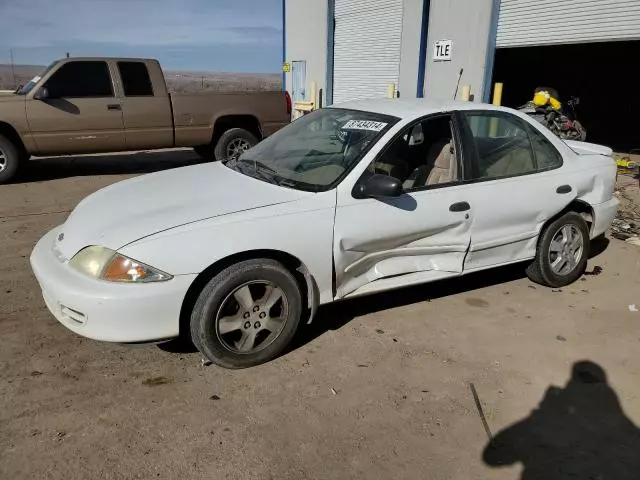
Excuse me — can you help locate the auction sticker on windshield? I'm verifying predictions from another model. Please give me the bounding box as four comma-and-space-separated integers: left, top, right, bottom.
342, 120, 388, 132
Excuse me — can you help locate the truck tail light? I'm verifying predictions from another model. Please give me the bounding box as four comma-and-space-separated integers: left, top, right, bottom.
285, 91, 292, 116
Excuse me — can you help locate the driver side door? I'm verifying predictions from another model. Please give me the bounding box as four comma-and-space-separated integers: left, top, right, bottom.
26, 60, 125, 155
333, 114, 473, 299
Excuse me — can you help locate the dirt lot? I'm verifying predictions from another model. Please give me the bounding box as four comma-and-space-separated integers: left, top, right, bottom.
1, 152, 640, 480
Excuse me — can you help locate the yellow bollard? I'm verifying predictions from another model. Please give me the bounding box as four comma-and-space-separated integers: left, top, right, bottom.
492, 83, 503, 106
461, 85, 471, 101
310, 81, 317, 109
387, 83, 396, 99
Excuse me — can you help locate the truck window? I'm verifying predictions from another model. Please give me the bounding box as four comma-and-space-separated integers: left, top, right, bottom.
44, 61, 113, 98
118, 62, 154, 96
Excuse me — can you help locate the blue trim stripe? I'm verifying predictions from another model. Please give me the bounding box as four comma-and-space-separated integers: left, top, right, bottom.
482, 0, 501, 102
282, 0, 286, 91
325, 0, 335, 105
416, 0, 431, 98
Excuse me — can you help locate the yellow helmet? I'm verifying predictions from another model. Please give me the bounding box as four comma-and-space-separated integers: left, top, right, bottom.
533, 91, 550, 106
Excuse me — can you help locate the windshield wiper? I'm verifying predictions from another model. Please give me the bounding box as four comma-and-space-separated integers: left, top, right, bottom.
233, 159, 283, 186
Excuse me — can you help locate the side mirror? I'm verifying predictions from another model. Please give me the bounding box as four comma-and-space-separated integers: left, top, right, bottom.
353, 174, 403, 199
34, 87, 49, 100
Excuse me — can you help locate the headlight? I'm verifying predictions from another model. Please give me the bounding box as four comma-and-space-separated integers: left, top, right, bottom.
69, 246, 172, 283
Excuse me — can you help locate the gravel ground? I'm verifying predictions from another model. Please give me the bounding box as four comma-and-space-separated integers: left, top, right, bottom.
1, 151, 639, 480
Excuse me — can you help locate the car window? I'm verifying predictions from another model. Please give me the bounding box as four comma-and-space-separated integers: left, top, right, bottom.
464, 112, 536, 180
44, 61, 113, 98
368, 115, 458, 191
229, 108, 399, 192
118, 62, 154, 96
527, 124, 563, 171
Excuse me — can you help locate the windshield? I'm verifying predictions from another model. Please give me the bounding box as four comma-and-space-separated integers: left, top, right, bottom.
228, 108, 399, 192
18, 61, 58, 95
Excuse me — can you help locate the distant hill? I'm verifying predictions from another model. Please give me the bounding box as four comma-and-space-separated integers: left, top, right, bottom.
0, 64, 281, 93
0, 65, 43, 90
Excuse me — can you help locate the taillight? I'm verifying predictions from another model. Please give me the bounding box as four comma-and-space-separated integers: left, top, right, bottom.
285, 91, 292, 115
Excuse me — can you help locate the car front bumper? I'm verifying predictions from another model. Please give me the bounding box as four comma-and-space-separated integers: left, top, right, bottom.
30, 227, 196, 343
591, 197, 620, 239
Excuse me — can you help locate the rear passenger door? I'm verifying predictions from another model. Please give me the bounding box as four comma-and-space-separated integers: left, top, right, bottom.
117, 61, 174, 150
457, 110, 571, 271
27, 60, 126, 154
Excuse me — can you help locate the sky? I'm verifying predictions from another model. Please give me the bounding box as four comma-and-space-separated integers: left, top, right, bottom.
0, 0, 283, 72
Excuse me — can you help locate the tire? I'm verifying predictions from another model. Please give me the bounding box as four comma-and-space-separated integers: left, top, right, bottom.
213, 128, 258, 162
190, 259, 302, 369
526, 212, 590, 288
0, 134, 21, 184
193, 145, 215, 161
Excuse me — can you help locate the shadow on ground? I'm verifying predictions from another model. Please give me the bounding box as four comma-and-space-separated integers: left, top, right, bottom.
483, 360, 640, 479
16, 150, 206, 183
289, 261, 528, 353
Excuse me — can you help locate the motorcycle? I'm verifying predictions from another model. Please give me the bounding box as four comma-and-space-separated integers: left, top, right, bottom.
518, 88, 587, 142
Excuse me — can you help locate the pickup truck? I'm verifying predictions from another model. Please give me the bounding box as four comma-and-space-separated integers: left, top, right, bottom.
0, 57, 291, 183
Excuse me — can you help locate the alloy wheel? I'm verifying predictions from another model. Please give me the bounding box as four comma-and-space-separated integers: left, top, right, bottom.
226, 138, 251, 160
0, 147, 6, 173
548, 224, 584, 276
215, 281, 289, 354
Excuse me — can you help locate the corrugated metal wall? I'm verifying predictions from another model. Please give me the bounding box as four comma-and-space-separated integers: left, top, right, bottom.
333, 0, 404, 104
497, 0, 640, 48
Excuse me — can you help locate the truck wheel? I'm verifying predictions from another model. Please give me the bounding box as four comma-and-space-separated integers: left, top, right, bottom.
193, 145, 215, 161
190, 259, 302, 369
214, 128, 258, 162
0, 134, 21, 184
526, 212, 590, 288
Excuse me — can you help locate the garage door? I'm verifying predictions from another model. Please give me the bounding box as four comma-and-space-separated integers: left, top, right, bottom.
497, 0, 640, 48
333, 0, 404, 104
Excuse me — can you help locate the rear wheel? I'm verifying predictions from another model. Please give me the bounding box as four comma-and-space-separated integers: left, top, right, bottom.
190, 259, 302, 369
526, 212, 590, 287
213, 128, 258, 162
0, 134, 21, 184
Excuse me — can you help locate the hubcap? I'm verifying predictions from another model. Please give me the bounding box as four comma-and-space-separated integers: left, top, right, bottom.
215, 281, 289, 354
548, 224, 584, 276
0, 147, 6, 173
226, 138, 250, 160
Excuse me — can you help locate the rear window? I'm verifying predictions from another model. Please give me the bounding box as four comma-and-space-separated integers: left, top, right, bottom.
118, 62, 154, 96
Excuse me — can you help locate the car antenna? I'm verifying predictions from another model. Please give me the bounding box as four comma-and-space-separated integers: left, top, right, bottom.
453, 68, 464, 100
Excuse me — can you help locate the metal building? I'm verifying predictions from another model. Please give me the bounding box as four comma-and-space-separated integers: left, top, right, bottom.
284, 0, 640, 151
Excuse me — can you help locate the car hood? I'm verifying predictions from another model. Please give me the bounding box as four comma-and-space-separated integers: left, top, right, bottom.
57, 162, 309, 258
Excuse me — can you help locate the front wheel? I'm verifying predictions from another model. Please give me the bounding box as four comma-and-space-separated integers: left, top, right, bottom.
0, 134, 22, 184
190, 259, 302, 369
526, 212, 590, 288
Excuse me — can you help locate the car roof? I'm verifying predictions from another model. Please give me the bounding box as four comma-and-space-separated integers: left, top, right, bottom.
329, 98, 513, 119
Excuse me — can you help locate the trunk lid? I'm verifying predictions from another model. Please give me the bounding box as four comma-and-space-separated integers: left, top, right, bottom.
564, 140, 613, 157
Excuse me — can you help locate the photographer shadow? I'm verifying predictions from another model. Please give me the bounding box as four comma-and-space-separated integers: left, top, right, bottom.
483, 361, 640, 479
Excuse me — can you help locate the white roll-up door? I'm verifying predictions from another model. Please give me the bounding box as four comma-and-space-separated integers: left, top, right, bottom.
333, 0, 404, 104
497, 0, 640, 48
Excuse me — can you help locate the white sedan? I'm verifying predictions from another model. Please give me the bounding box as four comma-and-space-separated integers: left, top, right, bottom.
31, 99, 619, 368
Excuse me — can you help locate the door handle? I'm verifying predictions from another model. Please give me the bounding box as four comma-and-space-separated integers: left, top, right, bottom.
450, 201, 471, 212
556, 185, 572, 194
107, 104, 122, 111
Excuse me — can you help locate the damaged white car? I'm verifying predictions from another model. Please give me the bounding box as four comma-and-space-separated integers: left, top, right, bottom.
31, 100, 619, 368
